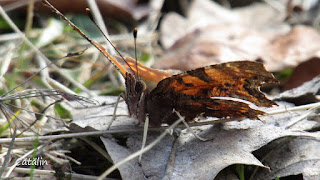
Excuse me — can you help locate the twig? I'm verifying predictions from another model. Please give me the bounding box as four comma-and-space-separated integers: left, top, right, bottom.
267, 101, 320, 115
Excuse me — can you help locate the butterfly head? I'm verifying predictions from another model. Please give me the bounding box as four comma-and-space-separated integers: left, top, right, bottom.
124, 72, 148, 122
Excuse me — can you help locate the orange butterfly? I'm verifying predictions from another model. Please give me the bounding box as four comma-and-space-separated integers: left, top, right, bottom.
43, 0, 278, 126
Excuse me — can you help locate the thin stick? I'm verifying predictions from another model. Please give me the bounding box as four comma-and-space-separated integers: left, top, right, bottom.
107, 94, 123, 130
285, 105, 320, 129
0, 128, 150, 143
139, 116, 149, 163
267, 101, 320, 115
181, 118, 208, 141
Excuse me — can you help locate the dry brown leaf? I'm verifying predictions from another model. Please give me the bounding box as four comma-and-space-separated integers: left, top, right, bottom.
157, 0, 320, 72
156, 24, 320, 72
284, 57, 320, 90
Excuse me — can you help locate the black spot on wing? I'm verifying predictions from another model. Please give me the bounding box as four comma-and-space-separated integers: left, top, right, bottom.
177, 76, 193, 87
177, 77, 184, 84
187, 68, 213, 83
217, 86, 228, 91
201, 88, 212, 96
224, 82, 231, 87
185, 83, 194, 87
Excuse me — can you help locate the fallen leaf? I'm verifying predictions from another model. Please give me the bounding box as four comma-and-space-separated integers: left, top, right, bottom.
284, 57, 320, 90
252, 138, 320, 179
68, 96, 139, 131
100, 137, 145, 179
95, 107, 320, 179
274, 75, 320, 105
156, 0, 320, 72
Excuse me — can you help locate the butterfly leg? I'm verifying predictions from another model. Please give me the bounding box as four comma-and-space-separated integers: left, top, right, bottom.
106, 93, 124, 130
180, 119, 211, 141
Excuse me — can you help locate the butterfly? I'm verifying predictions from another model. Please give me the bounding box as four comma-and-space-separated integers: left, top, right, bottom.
43, 0, 278, 126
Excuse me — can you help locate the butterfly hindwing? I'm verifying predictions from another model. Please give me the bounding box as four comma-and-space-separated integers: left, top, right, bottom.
147, 94, 266, 125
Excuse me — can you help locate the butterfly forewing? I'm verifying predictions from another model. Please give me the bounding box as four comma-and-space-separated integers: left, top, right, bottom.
149, 61, 277, 106
147, 61, 278, 125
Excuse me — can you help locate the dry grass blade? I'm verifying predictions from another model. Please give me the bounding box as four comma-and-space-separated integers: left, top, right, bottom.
2, 89, 98, 106
0, 127, 17, 177
0, 89, 98, 137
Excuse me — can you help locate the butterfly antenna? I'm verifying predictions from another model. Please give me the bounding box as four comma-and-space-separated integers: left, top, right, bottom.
42, 0, 132, 77
85, 8, 134, 73
133, 28, 139, 78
